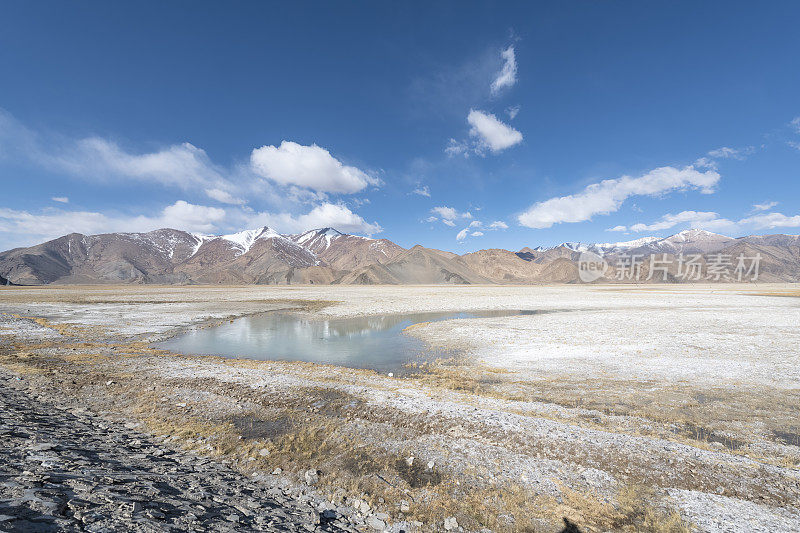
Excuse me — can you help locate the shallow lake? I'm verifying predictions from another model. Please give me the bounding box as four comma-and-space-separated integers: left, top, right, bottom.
157, 310, 541, 373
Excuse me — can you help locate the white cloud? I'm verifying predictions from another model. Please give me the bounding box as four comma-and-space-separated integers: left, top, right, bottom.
0, 208, 113, 243
0, 199, 383, 249
467, 109, 523, 153
752, 201, 778, 212
445, 138, 469, 158
158, 201, 227, 232
424, 216, 438, 223
627, 211, 723, 232
694, 217, 741, 232
412, 185, 431, 197
506, 105, 520, 120
430, 206, 472, 226
455, 220, 489, 241
488, 220, 508, 230
739, 212, 800, 229
608, 207, 800, 236
518, 166, 720, 229
51, 197, 69, 203
0, 200, 227, 248
707, 146, 754, 160
205, 188, 245, 205
243, 202, 382, 235
0, 109, 261, 205
55, 138, 227, 190
695, 146, 756, 170
693, 157, 717, 170
251, 141, 379, 194
1, 110, 386, 211
490, 46, 517, 95
790, 116, 800, 134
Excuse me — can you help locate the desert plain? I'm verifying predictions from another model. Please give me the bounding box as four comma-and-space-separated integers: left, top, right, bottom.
1, 284, 799, 532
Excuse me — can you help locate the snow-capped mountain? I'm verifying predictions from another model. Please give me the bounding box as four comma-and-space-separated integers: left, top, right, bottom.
290, 228, 349, 254
0, 227, 797, 285
637, 229, 735, 254
0, 226, 404, 285
214, 227, 284, 255
523, 230, 736, 257
593, 236, 661, 252
287, 228, 404, 270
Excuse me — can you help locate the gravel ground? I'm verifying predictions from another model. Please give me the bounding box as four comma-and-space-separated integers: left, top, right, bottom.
1, 284, 799, 532
0, 370, 390, 533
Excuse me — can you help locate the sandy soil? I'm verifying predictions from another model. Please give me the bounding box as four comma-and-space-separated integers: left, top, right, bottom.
1, 284, 798, 532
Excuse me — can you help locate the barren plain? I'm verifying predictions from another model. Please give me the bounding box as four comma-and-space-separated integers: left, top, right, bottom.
1, 284, 799, 532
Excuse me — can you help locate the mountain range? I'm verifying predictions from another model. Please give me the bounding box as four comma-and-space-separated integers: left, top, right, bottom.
1, 227, 798, 285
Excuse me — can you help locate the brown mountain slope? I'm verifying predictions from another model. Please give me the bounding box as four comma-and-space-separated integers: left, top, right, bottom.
516, 245, 580, 264
176, 234, 318, 284
339, 245, 491, 285
536, 258, 581, 283
2, 228, 798, 285
0, 230, 201, 285
460, 249, 542, 283
288, 228, 405, 270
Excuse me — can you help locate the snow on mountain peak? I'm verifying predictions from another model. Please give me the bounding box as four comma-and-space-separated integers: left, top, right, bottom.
220, 226, 280, 254
316, 227, 344, 236
595, 236, 660, 249
668, 228, 728, 241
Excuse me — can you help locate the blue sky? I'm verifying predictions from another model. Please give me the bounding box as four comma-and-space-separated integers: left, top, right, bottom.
1, 1, 799, 252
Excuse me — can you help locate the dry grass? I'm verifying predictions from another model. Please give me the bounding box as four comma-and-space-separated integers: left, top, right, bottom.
555, 484, 692, 533
411, 363, 800, 468
3, 299, 792, 531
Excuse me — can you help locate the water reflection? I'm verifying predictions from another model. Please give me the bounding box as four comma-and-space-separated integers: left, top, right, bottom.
158, 310, 539, 373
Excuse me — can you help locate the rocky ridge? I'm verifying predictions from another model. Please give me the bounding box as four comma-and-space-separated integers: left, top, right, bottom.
0, 228, 798, 285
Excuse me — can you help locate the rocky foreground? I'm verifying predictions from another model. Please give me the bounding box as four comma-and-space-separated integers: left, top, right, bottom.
0, 370, 390, 533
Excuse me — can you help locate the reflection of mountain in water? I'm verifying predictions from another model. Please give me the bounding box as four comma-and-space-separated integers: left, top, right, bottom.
157, 310, 539, 373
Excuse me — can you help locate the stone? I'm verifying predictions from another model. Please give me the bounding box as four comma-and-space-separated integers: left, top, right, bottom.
444, 516, 458, 530
0, 373, 348, 532
357, 499, 371, 514
258, 448, 270, 457
366, 516, 386, 531
400, 500, 410, 513
304, 469, 319, 485
145, 509, 165, 520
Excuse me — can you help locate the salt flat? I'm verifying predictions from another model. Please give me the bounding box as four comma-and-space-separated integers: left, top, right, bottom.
1, 284, 798, 532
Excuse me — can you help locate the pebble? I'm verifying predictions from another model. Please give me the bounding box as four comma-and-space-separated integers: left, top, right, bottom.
304, 469, 320, 485
366, 516, 386, 530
